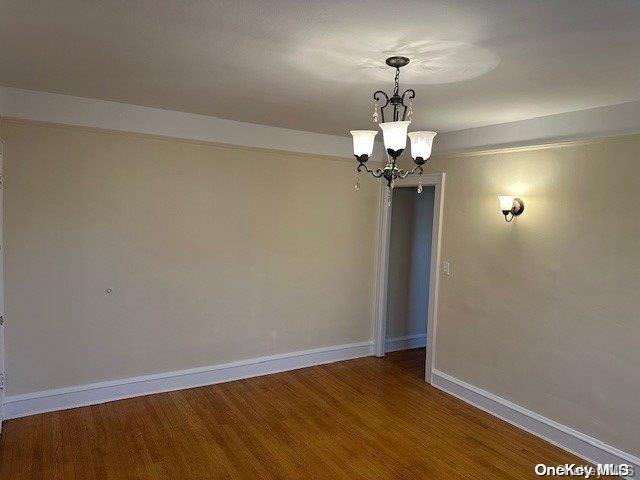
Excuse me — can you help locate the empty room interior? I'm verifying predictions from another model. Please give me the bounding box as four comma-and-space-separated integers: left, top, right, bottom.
0, 1, 638, 478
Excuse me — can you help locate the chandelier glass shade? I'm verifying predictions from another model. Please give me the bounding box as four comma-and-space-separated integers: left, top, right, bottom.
379, 120, 411, 152
350, 130, 378, 157
350, 56, 437, 200
407, 130, 437, 161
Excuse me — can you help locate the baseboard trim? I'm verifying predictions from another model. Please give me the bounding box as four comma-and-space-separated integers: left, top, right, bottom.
385, 334, 427, 353
4, 341, 373, 420
432, 370, 639, 479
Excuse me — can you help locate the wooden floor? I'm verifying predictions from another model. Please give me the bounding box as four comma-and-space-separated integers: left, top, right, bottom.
383, 346, 427, 379
0, 348, 594, 479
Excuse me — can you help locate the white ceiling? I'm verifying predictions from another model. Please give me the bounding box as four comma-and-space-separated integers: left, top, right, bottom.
1, 0, 639, 136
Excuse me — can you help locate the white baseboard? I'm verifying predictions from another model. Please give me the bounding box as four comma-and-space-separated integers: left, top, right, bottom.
385, 333, 427, 353
432, 370, 639, 479
3, 341, 373, 420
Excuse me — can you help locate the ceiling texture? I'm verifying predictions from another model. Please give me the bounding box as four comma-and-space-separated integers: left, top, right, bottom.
1, 0, 640, 136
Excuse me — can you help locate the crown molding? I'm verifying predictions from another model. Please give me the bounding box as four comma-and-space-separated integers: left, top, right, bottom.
3, 86, 640, 159
434, 100, 640, 155
0, 86, 354, 159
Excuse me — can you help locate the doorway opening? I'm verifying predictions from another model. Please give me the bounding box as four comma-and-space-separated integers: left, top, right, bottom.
384, 186, 435, 378
372, 173, 445, 384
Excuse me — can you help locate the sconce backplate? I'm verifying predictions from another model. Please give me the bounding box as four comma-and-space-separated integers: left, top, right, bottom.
511, 198, 525, 216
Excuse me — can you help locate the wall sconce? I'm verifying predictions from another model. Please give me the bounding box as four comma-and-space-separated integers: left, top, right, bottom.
498, 196, 524, 222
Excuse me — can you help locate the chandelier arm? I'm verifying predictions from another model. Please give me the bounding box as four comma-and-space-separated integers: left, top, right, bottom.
396, 164, 425, 179
373, 90, 389, 123
400, 89, 415, 103
357, 163, 385, 178
400, 89, 416, 121
357, 163, 377, 175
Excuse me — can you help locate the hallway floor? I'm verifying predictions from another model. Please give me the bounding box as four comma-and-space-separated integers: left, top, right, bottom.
383, 347, 426, 379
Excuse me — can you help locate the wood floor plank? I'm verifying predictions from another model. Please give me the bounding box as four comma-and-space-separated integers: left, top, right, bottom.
0, 349, 611, 479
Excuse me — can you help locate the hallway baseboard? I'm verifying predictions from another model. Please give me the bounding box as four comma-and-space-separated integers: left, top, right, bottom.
385, 334, 427, 353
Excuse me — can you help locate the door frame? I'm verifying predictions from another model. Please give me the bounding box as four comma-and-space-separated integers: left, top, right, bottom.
0, 137, 4, 429
371, 172, 445, 384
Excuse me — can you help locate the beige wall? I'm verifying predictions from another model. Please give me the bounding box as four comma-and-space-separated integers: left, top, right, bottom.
425, 135, 640, 456
3, 118, 638, 457
1, 120, 379, 396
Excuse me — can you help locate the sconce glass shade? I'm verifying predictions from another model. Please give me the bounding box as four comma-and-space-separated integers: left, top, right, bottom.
350, 130, 378, 156
407, 131, 437, 160
379, 121, 411, 151
498, 195, 516, 212
498, 196, 517, 212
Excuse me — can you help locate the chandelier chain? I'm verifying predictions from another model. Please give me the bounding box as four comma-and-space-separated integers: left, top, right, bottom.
393, 67, 400, 96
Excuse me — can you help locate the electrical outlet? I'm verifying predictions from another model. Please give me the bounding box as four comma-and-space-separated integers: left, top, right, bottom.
442, 261, 451, 276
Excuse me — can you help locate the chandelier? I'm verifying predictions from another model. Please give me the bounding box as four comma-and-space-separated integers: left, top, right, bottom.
350, 56, 436, 203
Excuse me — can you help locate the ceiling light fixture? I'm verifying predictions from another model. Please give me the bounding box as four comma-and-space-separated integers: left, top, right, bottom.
351, 56, 436, 204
